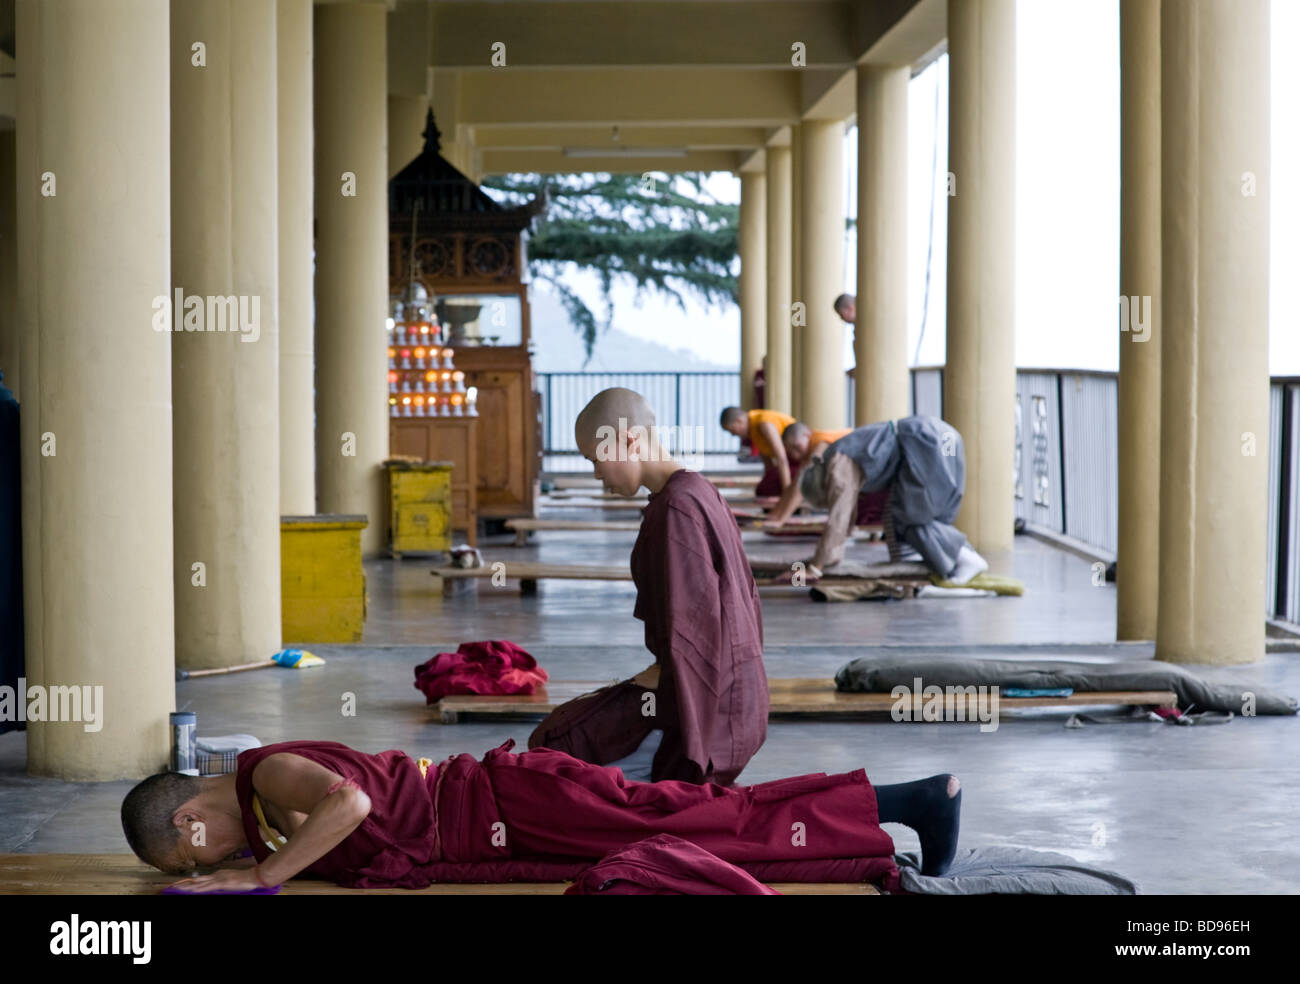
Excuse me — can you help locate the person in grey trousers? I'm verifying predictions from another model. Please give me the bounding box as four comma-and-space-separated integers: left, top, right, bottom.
799, 415, 989, 583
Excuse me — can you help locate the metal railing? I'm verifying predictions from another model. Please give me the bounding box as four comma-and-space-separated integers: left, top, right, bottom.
540, 367, 1300, 623
538, 371, 741, 456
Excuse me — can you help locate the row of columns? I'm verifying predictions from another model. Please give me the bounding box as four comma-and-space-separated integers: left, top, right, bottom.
13, 0, 393, 778
740, 0, 1016, 556
737, 0, 1271, 664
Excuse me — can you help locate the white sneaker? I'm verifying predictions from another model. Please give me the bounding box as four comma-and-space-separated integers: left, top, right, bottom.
947, 545, 989, 585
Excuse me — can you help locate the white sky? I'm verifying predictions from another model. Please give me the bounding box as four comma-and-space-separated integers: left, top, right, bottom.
558, 0, 1299, 375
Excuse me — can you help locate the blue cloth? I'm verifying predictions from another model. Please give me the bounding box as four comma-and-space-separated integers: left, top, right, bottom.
605, 729, 664, 782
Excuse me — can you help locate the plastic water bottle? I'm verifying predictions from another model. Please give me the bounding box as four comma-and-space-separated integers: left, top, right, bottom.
170, 711, 198, 775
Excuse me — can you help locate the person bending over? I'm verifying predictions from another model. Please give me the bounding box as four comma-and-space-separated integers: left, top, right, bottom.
799, 415, 989, 583
763, 421, 851, 526
719, 406, 795, 498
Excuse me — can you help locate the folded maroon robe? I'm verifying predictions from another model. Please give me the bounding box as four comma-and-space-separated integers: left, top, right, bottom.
234, 740, 900, 893
564, 834, 780, 895
414, 640, 548, 702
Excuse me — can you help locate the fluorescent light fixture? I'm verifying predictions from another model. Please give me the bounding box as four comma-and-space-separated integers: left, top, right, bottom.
562, 147, 689, 158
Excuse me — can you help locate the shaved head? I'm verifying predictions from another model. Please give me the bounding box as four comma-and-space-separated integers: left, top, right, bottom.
800, 457, 830, 509
783, 421, 811, 444
719, 407, 746, 429
575, 387, 656, 450
121, 771, 202, 873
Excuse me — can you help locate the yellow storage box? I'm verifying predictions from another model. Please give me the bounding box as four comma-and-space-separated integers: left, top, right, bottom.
281, 514, 368, 643
386, 460, 454, 557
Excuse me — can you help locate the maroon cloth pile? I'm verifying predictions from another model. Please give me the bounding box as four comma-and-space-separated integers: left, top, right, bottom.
413, 640, 548, 703
564, 834, 781, 895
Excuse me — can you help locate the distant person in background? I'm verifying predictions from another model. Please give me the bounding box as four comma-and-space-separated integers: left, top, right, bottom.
833, 294, 856, 325
719, 407, 795, 498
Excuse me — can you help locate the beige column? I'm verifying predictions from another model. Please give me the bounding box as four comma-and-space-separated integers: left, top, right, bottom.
15, 0, 44, 770
1116, 0, 1161, 640
1156, 0, 1270, 666
279, 0, 316, 516
0, 129, 15, 399
738, 169, 767, 409
21, 0, 175, 777
789, 124, 803, 419
855, 64, 911, 425
798, 119, 846, 430
389, 94, 430, 178
315, 1, 389, 556
170, 0, 281, 671
764, 144, 793, 415
945, 0, 1016, 555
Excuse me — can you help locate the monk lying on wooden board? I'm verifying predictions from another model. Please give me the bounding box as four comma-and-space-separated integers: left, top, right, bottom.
794, 416, 991, 584
528, 387, 767, 785
121, 738, 964, 893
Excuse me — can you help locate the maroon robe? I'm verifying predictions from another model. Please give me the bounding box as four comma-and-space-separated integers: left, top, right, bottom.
630, 470, 769, 783
529, 469, 769, 785
234, 739, 900, 891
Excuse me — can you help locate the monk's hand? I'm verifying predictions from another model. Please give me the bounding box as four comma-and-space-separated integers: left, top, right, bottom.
168, 868, 266, 894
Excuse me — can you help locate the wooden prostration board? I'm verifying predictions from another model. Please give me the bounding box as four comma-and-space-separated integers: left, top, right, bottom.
433, 561, 924, 593
428, 677, 1180, 724
550, 474, 760, 490
0, 854, 877, 895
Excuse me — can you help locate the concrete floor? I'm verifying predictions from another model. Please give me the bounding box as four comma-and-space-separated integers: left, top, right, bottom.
3, 528, 1298, 894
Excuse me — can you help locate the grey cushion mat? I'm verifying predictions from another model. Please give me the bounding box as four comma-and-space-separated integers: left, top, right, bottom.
895, 847, 1138, 895
835, 655, 1299, 715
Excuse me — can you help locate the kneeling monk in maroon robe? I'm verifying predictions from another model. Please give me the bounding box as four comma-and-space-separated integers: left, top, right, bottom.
527, 387, 768, 786
121, 739, 964, 893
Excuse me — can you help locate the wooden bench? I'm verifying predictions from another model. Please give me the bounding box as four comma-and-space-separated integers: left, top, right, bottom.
549, 473, 760, 490
539, 497, 648, 511
429, 677, 1180, 723
504, 516, 877, 546
0, 854, 876, 895
506, 517, 643, 545
434, 559, 936, 595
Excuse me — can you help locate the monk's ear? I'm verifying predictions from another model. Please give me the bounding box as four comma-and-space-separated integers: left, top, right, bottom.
173, 808, 200, 833
626, 425, 647, 461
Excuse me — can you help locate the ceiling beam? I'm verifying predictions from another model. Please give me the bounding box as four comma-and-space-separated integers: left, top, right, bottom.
480, 148, 743, 176
472, 124, 769, 151
429, 1, 858, 70
457, 68, 801, 127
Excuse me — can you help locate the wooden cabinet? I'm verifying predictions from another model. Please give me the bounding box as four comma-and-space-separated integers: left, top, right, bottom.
389, 417, 478, 545
454, 346, 540, 519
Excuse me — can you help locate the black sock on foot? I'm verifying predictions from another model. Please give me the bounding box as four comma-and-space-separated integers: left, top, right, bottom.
874, 774, 962, 877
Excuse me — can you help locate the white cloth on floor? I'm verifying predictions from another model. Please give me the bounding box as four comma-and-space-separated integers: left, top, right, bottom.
915, 584, 997, 599
605, 729, 664, 782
